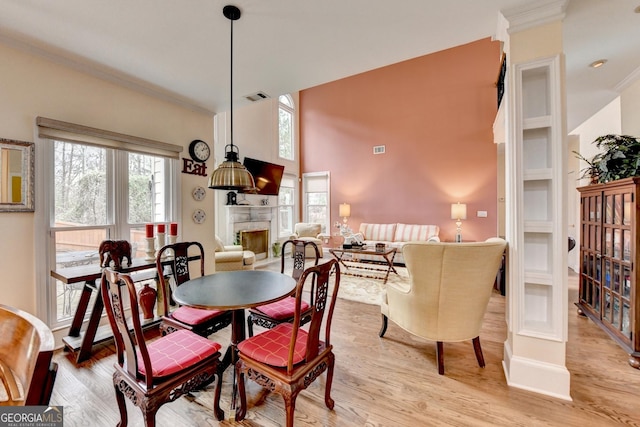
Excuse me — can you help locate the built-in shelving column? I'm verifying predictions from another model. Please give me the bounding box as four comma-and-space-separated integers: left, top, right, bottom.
500, 0, 571, 400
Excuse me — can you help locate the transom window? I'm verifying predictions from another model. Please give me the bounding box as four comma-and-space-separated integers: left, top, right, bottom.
279, 94, 295, 161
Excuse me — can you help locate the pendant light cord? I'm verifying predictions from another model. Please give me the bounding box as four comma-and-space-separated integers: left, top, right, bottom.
229, 15, 234, 149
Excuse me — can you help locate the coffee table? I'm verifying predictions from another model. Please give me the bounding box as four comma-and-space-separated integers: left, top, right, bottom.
329, 246, 398, 284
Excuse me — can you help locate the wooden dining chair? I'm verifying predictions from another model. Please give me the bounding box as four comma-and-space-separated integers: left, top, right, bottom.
235, 259, 341, 427
101, 268, 223, 427
246, 239, 321, 337
0, 304, 57, 406
156, 241, 232, 337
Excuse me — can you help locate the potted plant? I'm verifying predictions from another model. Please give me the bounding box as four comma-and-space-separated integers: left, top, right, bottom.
272, 241, 281, 258
574, 134, 640, 184
573, 150, 602, 184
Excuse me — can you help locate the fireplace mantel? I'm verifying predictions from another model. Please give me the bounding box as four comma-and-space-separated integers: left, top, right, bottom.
218, 205, 280, 258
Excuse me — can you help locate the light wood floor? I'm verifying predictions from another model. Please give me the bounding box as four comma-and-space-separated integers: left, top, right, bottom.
50, 268, 640, 426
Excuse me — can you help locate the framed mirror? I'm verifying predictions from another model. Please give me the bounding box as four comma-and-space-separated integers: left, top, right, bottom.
0, 138, 34, 212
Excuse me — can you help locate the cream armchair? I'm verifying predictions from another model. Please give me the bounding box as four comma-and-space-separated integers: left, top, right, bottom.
213, 237, 256, 271
290, 223, 327, 257
379, 238, 507, 374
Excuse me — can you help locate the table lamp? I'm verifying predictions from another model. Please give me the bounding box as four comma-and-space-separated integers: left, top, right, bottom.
451, 202, 467, 242
339, 203, 351, 225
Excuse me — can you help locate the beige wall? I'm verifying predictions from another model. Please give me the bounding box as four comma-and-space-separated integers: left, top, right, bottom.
0, 42, 215, 317
621, 78, 640, 136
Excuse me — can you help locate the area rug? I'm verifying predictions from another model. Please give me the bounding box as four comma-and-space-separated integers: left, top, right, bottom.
333, 264, 409, 306
256, 259, 409, 306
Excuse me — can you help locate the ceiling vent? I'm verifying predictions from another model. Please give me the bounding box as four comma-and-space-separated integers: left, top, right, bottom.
245, 91, 271, 102
373, 145, 386, 154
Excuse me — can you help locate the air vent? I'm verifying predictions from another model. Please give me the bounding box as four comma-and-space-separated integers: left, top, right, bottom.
245, 91, 271, 102
373, 145, 386, 154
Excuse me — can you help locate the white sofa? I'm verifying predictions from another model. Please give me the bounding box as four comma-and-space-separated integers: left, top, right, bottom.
356, 223, 440, 265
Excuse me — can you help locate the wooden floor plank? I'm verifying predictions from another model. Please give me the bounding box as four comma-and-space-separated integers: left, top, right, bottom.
50, 268, 640, 426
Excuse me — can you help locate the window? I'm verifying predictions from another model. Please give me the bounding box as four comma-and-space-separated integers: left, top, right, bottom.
37, 117, 180, 326
278, 94, 295, 160
302, 172, 330, 233
278, 174, 296, 237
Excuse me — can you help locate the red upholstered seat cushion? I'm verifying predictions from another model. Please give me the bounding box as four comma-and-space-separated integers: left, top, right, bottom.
255, 297, 310, 320
138, 329, 221, 378
171, 306, 225, 325
238, 323, 308, 367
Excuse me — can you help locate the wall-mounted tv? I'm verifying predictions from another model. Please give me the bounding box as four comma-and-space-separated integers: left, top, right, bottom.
241, 157, 285, 196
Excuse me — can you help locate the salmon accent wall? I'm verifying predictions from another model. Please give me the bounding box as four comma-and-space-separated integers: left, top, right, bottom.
300, 38, 500, 242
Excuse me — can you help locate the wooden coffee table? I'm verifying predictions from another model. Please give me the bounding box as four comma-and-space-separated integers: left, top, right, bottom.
329, 246, 398, 284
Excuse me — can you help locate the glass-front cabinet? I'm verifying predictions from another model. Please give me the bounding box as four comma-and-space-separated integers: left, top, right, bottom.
578, 177, 639, 368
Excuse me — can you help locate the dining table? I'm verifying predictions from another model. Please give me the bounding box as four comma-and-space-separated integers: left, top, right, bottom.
172, 269, 297, 421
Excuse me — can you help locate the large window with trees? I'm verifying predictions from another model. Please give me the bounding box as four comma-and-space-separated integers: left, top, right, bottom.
49, 141, 176, 323
37, 116, 180, 326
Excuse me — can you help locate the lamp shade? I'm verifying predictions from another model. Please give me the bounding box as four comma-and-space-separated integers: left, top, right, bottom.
451, 203, 467, 220
208, 157, 255, 191
339, 203, 351, 218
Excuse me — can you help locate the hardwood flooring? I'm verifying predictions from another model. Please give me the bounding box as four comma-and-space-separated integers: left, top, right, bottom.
50, 268, 640, 426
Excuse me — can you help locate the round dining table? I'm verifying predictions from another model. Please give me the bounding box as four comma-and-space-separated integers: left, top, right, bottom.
172, 269, 297, 420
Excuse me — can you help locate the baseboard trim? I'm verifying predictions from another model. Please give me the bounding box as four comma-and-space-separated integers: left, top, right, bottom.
503, 343, 572, 401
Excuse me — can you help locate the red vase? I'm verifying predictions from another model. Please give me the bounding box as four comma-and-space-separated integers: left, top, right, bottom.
138, 284, 157, 320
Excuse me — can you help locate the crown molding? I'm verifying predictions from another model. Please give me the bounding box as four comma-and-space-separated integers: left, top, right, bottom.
0, 32, 214, 116
501, 0, 568, 34
615, 65, 640, 93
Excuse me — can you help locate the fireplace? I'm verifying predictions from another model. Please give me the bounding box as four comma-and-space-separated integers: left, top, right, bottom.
240, 229, 269, 260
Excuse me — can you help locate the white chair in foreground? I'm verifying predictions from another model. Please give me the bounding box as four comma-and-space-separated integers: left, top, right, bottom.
379, 238, 507, 375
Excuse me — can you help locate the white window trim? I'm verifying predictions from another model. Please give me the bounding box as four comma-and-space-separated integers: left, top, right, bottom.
278, 94, 296, 162
34, 125, 180, 328
302, 171, 330, 233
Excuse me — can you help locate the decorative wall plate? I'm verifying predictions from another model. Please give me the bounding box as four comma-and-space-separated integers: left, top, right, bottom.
192, 209, 206, 224
192, 186, 206, 201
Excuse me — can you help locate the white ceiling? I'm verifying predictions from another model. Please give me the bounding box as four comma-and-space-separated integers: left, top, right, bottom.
0, 0, 638, 131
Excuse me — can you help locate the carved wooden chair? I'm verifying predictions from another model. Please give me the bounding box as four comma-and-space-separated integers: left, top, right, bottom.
156, 241, 232, 336
101, 268, 222, 427
246, 239, 321, 337
0, 304, 57, 406
379, 238, 507, 374
235, 259, 340, 427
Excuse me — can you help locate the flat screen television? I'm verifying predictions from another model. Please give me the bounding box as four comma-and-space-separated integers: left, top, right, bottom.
241, 157, 285, 196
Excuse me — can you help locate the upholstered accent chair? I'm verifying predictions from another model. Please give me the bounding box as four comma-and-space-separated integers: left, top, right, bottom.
380, 238, 507, 375
235, 259, 341, 427
156, 241, 232, 336
213, 236, 256, 271
290, 223, 327, 257
246, 239, 321, 337
101, 268, 222, 427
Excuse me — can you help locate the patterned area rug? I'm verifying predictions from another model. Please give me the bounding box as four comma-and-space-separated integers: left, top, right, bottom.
256, 259, 409, 306
333, 263, 409, 306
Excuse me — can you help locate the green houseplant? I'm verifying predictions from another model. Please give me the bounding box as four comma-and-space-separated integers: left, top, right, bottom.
574, 134, 640, 184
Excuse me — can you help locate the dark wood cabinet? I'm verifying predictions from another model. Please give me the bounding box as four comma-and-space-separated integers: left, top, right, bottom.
578, 177, 640, 368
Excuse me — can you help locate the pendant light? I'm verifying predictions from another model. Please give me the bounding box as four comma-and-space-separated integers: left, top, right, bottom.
208, 5, 255, 191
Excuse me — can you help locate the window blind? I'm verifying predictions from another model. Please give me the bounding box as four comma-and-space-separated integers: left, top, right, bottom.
36, 117, 183, 159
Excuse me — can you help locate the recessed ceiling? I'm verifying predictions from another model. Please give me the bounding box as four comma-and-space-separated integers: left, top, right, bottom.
0, 0, 638, 131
